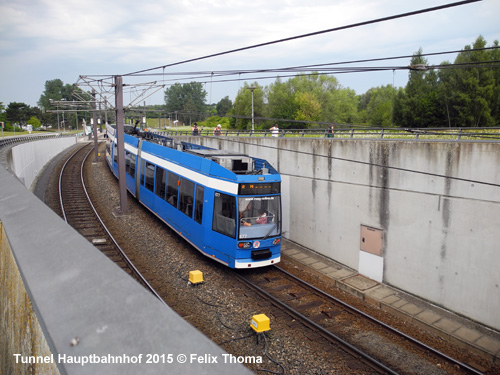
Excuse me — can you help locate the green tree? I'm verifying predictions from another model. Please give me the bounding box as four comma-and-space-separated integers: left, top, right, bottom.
38, 79, 74, 110
357, 89, 372, 123
393, 49, 444, 127
362, 85, 397, 126
232, 83, 264, 129
264, 73, 358, 128
294, 92, 321, 122
164, 82, 207, 125
327, 87, 359, 124
38, 79, 77, 128
27, 116, 41, 129
216, 96, 233, 116
6, 102, 31, 126
0, 102, 6, 126
489, 40, 500, 123
395, 37, 499, 128
446, 36, 496, 127
265, 77, 296, 128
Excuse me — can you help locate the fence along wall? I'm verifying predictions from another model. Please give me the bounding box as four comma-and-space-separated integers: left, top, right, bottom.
185, 136, 500, 331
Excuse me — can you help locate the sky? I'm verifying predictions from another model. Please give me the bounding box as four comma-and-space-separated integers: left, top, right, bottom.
1, 0, 499, 109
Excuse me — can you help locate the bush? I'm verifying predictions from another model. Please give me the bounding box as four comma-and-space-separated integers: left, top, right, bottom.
4, 123, 25, 132
202, 116, 231, 129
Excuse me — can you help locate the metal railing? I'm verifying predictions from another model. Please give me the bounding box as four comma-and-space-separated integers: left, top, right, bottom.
154, 127, 500, 142
0, 133, 76, 148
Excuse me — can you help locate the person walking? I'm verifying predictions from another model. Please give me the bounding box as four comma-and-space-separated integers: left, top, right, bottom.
192, 123, 199, 136
327, 123, 335, 138
213, 124, 222, 136
270, 124, 279, 137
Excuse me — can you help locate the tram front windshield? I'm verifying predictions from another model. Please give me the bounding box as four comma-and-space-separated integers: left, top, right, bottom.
238, 196, 281, 240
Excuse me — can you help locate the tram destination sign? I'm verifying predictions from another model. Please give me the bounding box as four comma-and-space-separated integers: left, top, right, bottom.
238, 182, 280, 195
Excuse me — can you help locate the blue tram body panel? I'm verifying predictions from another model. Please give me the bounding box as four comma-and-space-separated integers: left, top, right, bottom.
106, 124, 281, 269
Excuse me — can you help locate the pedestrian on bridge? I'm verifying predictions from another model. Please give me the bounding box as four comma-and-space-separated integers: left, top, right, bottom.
327, 123, 335, 138
192, 123, 199, 136
270, 124, 279, 137
213, 124, 222, 136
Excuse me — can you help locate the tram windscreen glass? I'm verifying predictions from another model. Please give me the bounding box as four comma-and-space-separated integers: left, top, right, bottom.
238, 196, 281, 240
238, 182, 280, 195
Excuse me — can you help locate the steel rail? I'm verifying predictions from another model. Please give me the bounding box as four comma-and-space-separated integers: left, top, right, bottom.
58, 145, 83, 223
274, 265, 484, 375
80, 145, 167, 305
59, 143, 167, 306
232, 270, 400, 375
234, 264, 484, 375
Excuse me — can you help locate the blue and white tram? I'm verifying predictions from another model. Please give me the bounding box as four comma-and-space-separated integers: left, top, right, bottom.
105, 124, 281, 268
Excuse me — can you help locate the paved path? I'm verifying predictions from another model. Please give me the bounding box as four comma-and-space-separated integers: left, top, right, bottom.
281, 239, 500, 365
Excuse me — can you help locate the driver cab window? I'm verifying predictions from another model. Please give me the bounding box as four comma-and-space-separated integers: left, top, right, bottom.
238, 196, 281, 240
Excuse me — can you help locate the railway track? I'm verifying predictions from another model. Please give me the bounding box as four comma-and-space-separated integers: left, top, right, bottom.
58, 142, 164, 303
235, 266, 484, 375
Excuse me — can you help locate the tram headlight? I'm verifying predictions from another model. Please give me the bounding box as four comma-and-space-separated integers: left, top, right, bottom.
272, 238, 281, 246
238, 242, 252, 249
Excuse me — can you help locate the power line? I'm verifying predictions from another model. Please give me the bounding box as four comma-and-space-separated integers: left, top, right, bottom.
120, 0, 482, 77
126, 46, 499, 79
95, 46, 497, 88
146, 58, 500, 89
76, 1, 489, 107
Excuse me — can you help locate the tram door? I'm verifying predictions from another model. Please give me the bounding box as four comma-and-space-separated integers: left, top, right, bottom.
205, 191, 236, 265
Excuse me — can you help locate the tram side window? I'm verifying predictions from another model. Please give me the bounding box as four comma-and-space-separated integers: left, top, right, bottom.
166, 172, 179, 207
113, 144, 117, 163
144, 162, 155, 192
125, 151, 136, 177
179, 178, 195, 217
155, 167, 166, 199
194, 186, 204, 224
212, 192, 236, 238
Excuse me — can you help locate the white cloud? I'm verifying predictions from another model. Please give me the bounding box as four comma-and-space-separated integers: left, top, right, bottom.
1, 0, 499, 106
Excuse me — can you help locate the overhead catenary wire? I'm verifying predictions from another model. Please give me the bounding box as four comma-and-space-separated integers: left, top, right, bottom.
74, 0, 492, 117
124, 46, 500, 79
119, 0, 481, 78
152, 59, 500, 88
79, 47, 499, 93
78, 0, 482, 84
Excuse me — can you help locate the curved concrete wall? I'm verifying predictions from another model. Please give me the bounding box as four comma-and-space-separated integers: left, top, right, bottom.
10, 136, 77, 189
181, 136, 500, 331
1, 140, 251, 375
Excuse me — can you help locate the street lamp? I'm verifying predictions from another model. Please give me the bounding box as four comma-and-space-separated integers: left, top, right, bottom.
247, 86, 256, 132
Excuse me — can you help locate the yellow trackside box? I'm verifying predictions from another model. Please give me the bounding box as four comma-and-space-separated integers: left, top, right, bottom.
251, 314, 270, 333
189, 270, 204, 284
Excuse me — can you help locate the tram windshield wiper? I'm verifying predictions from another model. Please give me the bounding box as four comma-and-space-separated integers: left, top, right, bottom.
263, 223, 278, 240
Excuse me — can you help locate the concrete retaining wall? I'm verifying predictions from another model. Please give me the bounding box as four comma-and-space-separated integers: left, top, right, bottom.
0, 222, 60, 375
10, 136, 77, 189
0, 140, 251, 375
182, 136, 500, 331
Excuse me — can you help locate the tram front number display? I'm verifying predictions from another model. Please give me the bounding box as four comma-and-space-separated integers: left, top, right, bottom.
238, 182, 280, 195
